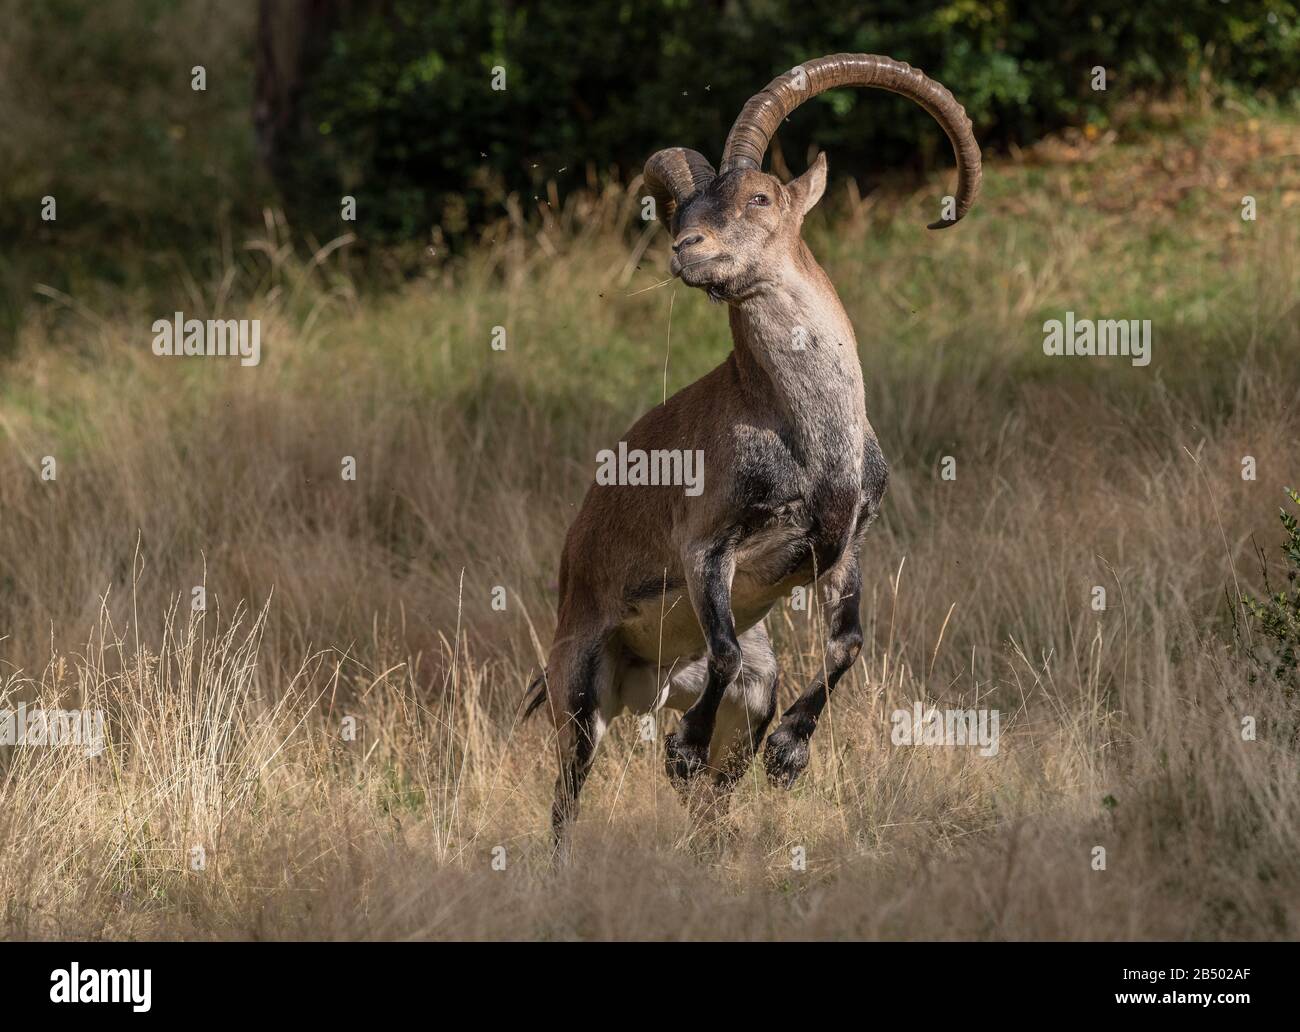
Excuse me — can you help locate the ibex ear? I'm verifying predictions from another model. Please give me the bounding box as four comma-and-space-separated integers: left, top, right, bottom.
787, 152, 827, 216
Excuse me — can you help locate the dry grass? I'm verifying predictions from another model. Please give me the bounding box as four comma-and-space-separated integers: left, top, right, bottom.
1, 109, 1299, 940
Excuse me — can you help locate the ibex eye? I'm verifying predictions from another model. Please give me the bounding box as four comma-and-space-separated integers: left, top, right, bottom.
748, 194, 770, 207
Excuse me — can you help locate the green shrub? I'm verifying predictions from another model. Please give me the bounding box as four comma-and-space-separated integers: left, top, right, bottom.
1240, 487, 1300, 692
279, 0, 1300, 241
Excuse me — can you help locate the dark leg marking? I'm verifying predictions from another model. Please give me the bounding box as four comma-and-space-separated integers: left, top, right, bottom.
664, 537, 741, 787
764, 555, 863, 789
684, 628, 779, 853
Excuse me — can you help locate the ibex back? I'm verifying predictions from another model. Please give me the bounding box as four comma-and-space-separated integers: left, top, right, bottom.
524, 54, 982, 854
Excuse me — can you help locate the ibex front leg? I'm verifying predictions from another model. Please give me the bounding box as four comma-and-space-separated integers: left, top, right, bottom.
764, 546, 863, 789
664, 537, 741, 788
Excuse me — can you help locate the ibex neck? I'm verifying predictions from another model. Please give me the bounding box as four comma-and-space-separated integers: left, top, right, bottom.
727, 246, 866, 439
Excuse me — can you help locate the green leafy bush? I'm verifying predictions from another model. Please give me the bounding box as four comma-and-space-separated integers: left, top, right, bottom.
3, 0, 1299, 308
1240, 488, 1300, 692
278, 0, 1300, 241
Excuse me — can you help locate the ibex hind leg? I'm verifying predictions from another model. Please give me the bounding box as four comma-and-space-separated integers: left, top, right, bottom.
658, 623, 779, 848
543, 630, 617, 863
709, 621, 779, 789
701, 627, 780, 847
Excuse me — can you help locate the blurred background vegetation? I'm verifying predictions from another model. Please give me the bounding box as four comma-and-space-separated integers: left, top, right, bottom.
2, 3, 1300, 937
1, 0, 1298, 345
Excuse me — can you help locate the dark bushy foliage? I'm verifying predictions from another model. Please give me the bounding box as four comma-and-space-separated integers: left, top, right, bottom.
1240, 488, 1300, 694
280, 0, 1300, 241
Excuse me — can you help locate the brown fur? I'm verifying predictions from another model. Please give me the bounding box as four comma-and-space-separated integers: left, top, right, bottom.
537, 155, 888, 852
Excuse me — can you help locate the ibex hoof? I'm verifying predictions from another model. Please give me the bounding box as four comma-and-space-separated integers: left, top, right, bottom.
763, 725, 810, 790
664, 730, 710, 787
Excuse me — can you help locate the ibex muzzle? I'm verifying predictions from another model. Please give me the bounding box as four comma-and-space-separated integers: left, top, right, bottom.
525, 53, 981, 856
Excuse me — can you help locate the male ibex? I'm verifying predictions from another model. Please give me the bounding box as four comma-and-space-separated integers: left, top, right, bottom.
526, 54, 981, 849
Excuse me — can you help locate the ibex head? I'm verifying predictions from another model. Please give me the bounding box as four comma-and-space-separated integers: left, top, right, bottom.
644, 54, 982, 302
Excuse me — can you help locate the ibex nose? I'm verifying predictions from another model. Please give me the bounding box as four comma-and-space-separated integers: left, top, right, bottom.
672, 232, 704, 253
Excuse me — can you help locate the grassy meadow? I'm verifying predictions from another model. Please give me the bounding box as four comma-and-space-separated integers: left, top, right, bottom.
2, 106, 1299, 939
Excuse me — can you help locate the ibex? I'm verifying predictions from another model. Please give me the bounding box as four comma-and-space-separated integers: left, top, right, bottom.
525, 54, 981, 850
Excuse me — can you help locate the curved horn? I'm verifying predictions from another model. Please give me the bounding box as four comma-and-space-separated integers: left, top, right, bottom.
643, 147, 716, 233
720, 54, 981, 229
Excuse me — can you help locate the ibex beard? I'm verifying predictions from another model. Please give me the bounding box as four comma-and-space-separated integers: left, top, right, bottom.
524, 53, 982, 856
